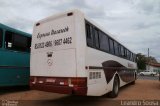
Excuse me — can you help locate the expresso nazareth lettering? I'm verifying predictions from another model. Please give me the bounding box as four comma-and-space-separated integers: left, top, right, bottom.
37, 26, 69, 39
51, 26, 69, 35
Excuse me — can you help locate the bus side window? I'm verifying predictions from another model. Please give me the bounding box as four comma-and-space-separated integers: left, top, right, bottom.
99, 31, 109, 52
127, 50, 131, 60
5, 31, 13, 48
134, 54, 136, 62
124, 48, 127, 59
13, 34, 28, 52
0, 29, 3, 48
109, 38, 114, 54
94, 28, 99, 48
127, 50, 129, 59
130, 53, 133, 61
118, 44, 121, 57
5, 31, 30, 52
86, 23, 93, 47
120, 46, 124, 57
114, 41, 119, 56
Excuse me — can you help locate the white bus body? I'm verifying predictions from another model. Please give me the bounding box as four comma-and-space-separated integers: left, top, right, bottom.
30, 10, 137, 97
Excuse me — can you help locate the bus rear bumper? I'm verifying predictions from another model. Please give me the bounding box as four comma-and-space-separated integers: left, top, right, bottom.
30, 84, 87, 95
30, 84, 72, 94
30, 82, 87, 95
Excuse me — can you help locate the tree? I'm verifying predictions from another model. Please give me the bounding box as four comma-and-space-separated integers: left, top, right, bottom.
147, 56, 158, 63
136, 53, 158, 70
136, 53, 147, 70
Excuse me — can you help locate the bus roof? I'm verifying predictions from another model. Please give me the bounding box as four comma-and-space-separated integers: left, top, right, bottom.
34, 9, 135, 54
0, 23, 31, 37
34, 9, 81, 25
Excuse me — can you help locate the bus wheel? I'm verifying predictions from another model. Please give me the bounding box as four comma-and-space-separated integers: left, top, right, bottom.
131, 73, 136, 85
108, 76, 119, 98
131, 80, 135, 85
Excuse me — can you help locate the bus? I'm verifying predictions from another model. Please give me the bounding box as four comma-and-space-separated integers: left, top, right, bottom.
30, 9, 137, 97
0, 23, 31, 87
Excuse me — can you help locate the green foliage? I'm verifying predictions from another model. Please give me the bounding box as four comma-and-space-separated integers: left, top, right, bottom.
136, 53, 158, 70
136, 53, 146, 70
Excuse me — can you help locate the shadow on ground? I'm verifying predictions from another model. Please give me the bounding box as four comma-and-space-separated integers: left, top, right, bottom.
0, 82, 138, 106
20, 95, 119, 106
19, 83, 135, 106
0, 86, 30, 95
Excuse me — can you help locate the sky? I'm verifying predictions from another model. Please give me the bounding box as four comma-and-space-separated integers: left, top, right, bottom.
0, 0, 160, 62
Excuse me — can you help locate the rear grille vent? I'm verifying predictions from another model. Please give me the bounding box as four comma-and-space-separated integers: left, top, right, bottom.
89, 72, 101, 79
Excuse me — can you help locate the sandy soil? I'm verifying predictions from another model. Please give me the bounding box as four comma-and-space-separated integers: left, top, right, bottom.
0, 79, 159, 106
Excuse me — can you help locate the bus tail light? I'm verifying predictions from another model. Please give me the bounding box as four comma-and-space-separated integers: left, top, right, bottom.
30, 76, 34, 82
30, 76, 37, 86
70, 78, 87, 87
60, 81, 68, 86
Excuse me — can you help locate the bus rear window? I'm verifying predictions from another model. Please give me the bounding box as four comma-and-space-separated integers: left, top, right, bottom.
5, 31, 31, 52
0, 29, 2, 48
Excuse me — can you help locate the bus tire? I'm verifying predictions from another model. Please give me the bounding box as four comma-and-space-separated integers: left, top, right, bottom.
131, 80, 135, 85
131, 73, 136, 85
108, 76, 119, 98
135, 72, 137, 80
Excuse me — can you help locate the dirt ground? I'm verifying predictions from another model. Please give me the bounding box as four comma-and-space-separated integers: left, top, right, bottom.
0, 79, 160, 106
